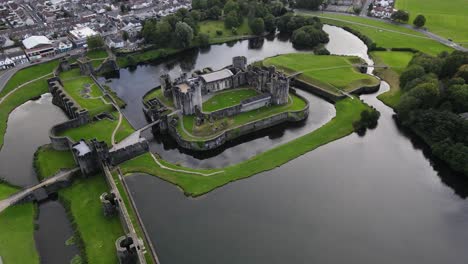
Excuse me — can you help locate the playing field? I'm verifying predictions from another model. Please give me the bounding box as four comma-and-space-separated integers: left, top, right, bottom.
396, 0, 468, 46
203, 88, 259, 112
264, 53, 380, 94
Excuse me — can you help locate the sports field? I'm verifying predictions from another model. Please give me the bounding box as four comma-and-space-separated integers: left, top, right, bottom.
396, 0, 468, 46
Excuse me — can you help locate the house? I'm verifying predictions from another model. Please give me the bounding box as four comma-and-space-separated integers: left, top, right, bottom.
68, 26, 99, 47
106, 35, 124, 49
4, 47, 28, 64
57, 40, 73, 53
22, 35, 55, 61
0, 54, 15, 69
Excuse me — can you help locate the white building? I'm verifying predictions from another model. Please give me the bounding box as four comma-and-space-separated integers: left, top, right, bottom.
57, 41, 73, 53
0, 54, 15, 69
22, 35, 55, 61
4, 47, 28, 64
106, 35, 125, 49
68, 26, 99, 47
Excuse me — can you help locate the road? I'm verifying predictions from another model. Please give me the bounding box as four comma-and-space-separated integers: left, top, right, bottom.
0, 168, 79, 214
295, 9, 468, 52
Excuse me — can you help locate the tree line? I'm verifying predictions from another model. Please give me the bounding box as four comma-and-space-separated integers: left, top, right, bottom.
395, 51, 468, 175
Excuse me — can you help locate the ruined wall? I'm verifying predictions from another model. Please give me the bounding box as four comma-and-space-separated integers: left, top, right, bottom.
48, 77, 85, 119
49, 111, 90, 150
167, 93, 309, 151
240, 96, 271, 112
109, 139, 149, 166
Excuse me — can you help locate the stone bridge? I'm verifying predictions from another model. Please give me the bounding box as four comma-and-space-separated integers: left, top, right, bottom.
0, 168, 80, 214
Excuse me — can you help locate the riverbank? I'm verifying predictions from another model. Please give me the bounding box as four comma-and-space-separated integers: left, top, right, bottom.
120, 97, 369, 196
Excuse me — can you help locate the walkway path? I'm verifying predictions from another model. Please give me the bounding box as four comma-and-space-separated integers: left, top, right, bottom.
0, 168, 79, 214
150, 153, 224, 176
295, 10, 468, 52
0, 73, 53, 105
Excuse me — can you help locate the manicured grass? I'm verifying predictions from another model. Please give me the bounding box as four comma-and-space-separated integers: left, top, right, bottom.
371, 51, 414, 74
61, 75, 106, 111
371, 51, 414, 107
0, 60, 58, 97
59, 175, 125, 264
297, 11, 453, 55
202, 88, 259, 112
396, 0, 468, 46
144, 88, 175, 108
0, 77, 49, 149
180, 93, 307, 139
0, 181, 17, 199
91, 59, 105, 69
199, 19, 252, 40
264, 53, 379, 94
86, 49, 108, 60
121, 97, 369, 196
34, 145, 76, 180
58, 111, 134, 145
0, 203, 39, 264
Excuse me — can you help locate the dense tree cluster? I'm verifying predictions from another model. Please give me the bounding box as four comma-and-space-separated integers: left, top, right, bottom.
395, 51, 468, 175
86, 35, 104, 49
291, 25, 329, 48
294, 0, 323, 10
391, 10, 409, 22
353, 108, 381, 135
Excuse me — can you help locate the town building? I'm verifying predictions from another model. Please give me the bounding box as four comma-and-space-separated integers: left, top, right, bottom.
68, 26, 99, 47
0, 54, 15, 69
57, 41, 73, 53
22, 35, 55, 61
4, 47, 28, 65
106, 35, 125, 49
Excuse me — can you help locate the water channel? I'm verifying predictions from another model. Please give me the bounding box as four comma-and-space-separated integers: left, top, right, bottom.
115, 26, 468, 263
0, 94, 78, 263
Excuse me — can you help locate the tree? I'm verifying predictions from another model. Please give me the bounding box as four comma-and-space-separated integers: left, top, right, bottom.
399, 65, 425, 89
455, 64, 468, 82
206, 6, 222, 19
250, 18, 265, 36
86, 35, 104, 49
413, 14, 426, 28
122, 31, 129, 41
192, 0, 208, 10
174, 22, 194, 48
224, 0, 240, 15
264, 14, 276, 33
198, 33, 210, 47
391, 10, 409, 23
154, 21, 173, 47
291, 25, 329, 48
295, 0, 323, 10
225, 11, 241, 29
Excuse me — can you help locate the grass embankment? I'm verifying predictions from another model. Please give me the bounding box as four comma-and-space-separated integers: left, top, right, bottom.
35, 147, 125, 263
34, 145, 77, 180
58, 111, 134, 145
0, 60, 58, 97
121, 97, 369, 196
396, 0, 468, 47
199, 19, 252, 43
180, 93, 306, 139
371, 51, 414, 107
0, 182, 39, 264
202, 88, 259, 112
264, 53, 379, 95
297, 11, 453, 55
87, 49, 108, 69
144, 88, 175, 108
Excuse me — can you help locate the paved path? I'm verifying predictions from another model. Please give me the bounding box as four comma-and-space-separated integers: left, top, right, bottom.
0, 72, 53, 104
0, 64, 30, 94
295, 10, 468, 52
0, 168, 79, 214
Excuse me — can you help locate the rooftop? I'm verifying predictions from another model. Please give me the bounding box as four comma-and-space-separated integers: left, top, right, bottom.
69, 26, 98, 39
200, 69, 233, 83
22, 35, 51, 49
73, 140, 91, 156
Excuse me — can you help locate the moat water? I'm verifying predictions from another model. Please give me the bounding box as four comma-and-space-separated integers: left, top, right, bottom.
0, 94, 78, 263
120, 26, 468, 264
3, 25, 468, 264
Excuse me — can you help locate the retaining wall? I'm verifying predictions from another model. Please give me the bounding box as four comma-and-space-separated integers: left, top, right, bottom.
109, 140, 149, 166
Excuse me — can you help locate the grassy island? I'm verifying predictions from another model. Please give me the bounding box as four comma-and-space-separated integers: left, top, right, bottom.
263, 54, 380, 96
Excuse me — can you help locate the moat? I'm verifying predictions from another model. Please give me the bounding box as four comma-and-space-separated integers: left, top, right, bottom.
3, 25, 468, 263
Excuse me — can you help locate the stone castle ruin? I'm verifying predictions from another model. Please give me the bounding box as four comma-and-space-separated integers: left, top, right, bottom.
160, 56, 290, 116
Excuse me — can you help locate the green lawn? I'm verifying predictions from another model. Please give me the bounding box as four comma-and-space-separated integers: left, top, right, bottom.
396, 0, 468, 46
297, 11, 453, 55
117, 48, 179, 68
86, 49, 108, 60
202, 88, 259, 112
58, 111, 134, 145
0, 60, 58, 97
34, 145, 77, 180
180, 93, 307, 139
371, 51, 414, 107
264, 53, 380, 94
199, 19, 252, 41
0, 203, 39, 264
144, 88, 175, 108
59, 175, 125, 264
0, 77, 49, 149
121, 97, 369, 196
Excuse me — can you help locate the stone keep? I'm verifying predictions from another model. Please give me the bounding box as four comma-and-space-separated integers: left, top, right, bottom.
115, 236, 138, 264
172, 79, 202, 115
269, 73, 289, 105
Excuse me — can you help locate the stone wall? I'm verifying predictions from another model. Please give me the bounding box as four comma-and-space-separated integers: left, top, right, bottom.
48, 77, 86, 118
167, 93, 309, 151
49, 112, 90, 151
109, 139, 149, 166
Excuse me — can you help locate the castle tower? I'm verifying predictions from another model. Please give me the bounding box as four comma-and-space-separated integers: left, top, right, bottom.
233, 56, 247, 70
160, 74, 172, 98
100, 192, 118, 217
115, 236, 138, 264
172, 79, 202, 115
270, 73, 289, 105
